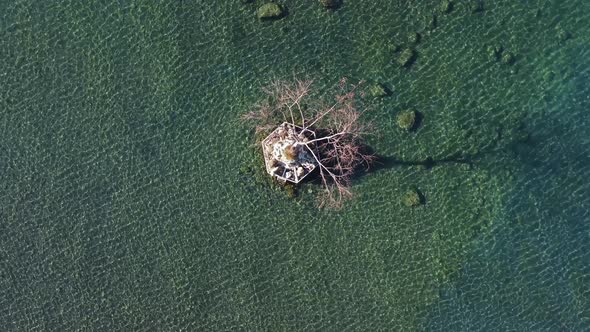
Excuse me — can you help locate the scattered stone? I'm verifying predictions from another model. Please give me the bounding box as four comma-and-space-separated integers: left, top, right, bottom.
501, 52, 515, 65
440, 0, 453, 13
397, 48, 417, 67
402, 189, 424, 207
367, 82, 389, 98
408, 32, 421, 44
319, 0, 341, 9
396, 109, 418, 131
257, 3, 285, 20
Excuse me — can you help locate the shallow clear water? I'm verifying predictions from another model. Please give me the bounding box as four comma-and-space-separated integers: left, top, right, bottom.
1, 1, 589, 330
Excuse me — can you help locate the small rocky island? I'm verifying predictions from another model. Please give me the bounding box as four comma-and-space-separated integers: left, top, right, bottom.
262, 123, 317, 183
242, 79, 375, 207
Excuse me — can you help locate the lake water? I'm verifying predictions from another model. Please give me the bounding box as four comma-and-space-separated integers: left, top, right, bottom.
1, 1, 589, 330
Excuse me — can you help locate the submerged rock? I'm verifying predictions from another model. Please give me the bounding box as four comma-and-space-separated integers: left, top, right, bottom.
397, 48, 417, 67
367, 82, 389, 98
408, 32, 421, 44
487, 45, 503, 60
396, 109, 418, 131
403, 189, 424, 207
257, 3, 285, 20
501, 52, 515, 65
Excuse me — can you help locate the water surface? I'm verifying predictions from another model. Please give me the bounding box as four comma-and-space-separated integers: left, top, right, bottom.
0, 1, 589, 330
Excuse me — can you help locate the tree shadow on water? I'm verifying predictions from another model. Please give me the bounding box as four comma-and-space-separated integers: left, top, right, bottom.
371, 152, 475, 173
363, 122, 540, 175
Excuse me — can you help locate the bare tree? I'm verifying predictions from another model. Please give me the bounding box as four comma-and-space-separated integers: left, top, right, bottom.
242, 78, 375, 208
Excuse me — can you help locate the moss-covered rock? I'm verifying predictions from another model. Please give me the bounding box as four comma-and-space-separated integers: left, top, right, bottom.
319, 0, 341, 9
367, 82, 389, 98
257, 3, 285, 20
440, 0, 453, 13
396, 110, 418, 131
403, 189, 424, 207
397, 48, 416, 67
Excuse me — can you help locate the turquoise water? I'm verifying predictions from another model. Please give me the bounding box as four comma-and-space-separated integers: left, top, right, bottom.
1, 1, 589, 330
